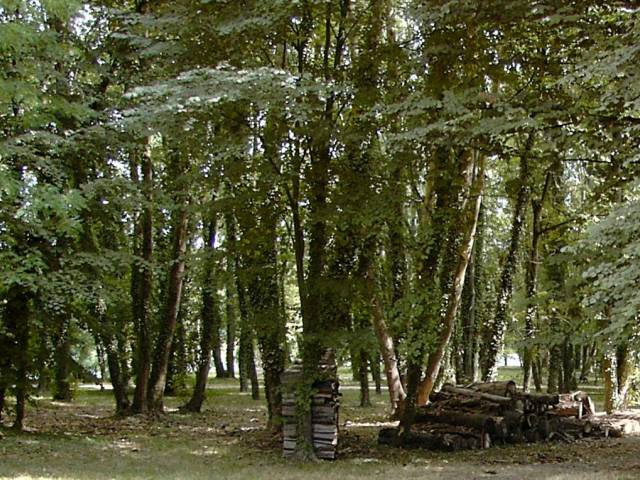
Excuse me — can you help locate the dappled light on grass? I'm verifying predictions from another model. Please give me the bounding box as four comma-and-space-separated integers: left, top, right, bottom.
1, 376, 640, 479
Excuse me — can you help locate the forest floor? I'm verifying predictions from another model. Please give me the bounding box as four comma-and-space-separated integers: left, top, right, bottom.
1, 369, 639, 480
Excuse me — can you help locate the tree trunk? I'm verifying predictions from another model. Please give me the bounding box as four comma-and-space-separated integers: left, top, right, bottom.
234, 248, 259, 400
239, 329, 260, 400
131, 142, 153, 414
365, 261, 406, 415
523, 202, 542, 391
482, 144, 532, 381
616, 343, 632, 409
183, 218, 220, 412
5, 286, 31, 431
225, 216, 238, 379
371, 354, 382, 395
561, 338, 577, 393
547, 344, 562, 394
147, 149, 190, 411
53, 317, 73, 401
101, 333, 130, 413
415, 153, 486, 407
359, 350, 371, 407
94, 334, 107, 390
0, 387, 5, 422
603, 350, 616, 414
165, 308, 188, 396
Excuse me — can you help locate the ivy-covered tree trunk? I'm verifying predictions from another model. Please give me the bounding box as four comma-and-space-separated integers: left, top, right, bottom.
415, 153, 486, 407
0, 326, 9, 421
547, 343, 562, 394
131, 144, 154, 414
249, 218, 285, 428
165, 310, 188, 396
53, 317, 73, 401
5, 285, 31, 430
602, 349, 616, 414
233, 237, 260, 400
225, 284, 237, 379
371, 354, 382, 395
400, 151, 459, 428
523, 200, 542, 391
147, 149, 190, 412
523, 170, 551, 391
616, 342, 632, 409
359, 350, 371, 407
238, 326, 260, 400
364, 255, 406, 416
482, 147, 531, 381
561, 338, 578, 393
225, 214, 238, 379
183, 218, 220, 412
459, 203, 484, 384
100, 333, 130, 413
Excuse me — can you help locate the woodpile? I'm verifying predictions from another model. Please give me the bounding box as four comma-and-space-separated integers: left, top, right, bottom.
281, 353, 340, 460
379, 381, 620, 451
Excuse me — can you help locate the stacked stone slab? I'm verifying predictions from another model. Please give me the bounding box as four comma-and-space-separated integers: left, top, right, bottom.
281, 353, 339, 460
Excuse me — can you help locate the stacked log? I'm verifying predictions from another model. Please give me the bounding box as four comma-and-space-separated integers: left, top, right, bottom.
379, 381, 609, 451
281, 353, 340, 460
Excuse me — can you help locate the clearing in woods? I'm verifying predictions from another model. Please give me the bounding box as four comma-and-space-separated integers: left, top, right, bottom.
1, 373, 639, 480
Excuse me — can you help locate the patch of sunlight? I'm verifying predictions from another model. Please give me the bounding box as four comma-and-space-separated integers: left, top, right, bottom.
190, 445, 225, 457
350, 458, 380, 464
343, 420, 398, 428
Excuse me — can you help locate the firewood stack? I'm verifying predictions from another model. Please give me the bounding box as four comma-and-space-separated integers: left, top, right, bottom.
379, 380, 617, 451
281, 352, 340, 460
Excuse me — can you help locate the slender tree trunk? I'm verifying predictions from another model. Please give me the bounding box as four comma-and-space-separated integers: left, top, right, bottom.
523, 202, 541, 391
561, 338, 577, 393
101, 333, 130, 413
371, 354, 382, 395
365, 260, 406, 415
459, 238, 477, 383
603, 349, 616, 414
225, 283, 237, 379
224, 213, 238, 379
523, 171, 551, 391
250, 228, 286, 427
359, 350, 371, 407
547, 344, 562, 394
184, 218, 220, 412
131, 142, 153, 414
415, 153, 486, 407
616, 343, 632, 409
239, 328, 260, 400
94, 334, 107, 390
482, 145, 532, 381
147, 149, 190, 411
234, 241, 259, 400
5, 286, 30, 431
52, 317, 73, 401
0, 388, 5, 422
165, 309, 188, 396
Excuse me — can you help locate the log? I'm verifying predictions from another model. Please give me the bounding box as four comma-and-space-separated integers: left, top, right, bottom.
468, 381, 517, 397
550, 401, 583, 419
441, 385, 524, 411
414, 409, 505, 438
513, 392, 560, 413
379, 427, 490, 451
390, 379, 618, 452
556, 417, 593, 435
572, 391, 595, 417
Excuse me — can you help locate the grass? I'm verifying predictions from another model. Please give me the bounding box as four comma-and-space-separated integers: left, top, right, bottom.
0, 369, 639, 480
